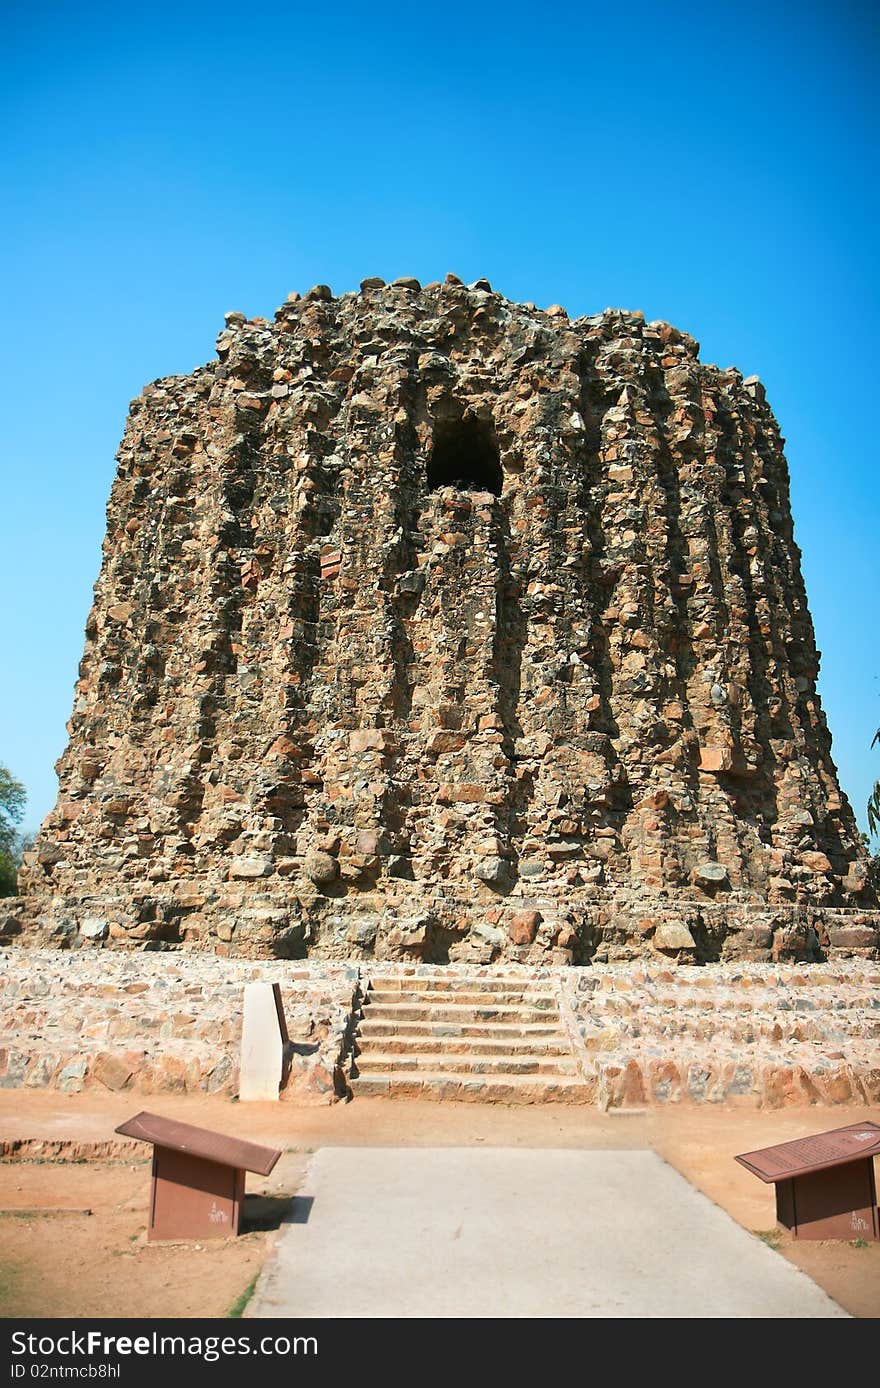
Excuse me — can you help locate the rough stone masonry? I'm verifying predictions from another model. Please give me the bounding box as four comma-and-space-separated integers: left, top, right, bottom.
9, 275, 878, 964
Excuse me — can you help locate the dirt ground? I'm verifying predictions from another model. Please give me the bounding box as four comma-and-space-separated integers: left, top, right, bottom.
0, 1091, 877, 1319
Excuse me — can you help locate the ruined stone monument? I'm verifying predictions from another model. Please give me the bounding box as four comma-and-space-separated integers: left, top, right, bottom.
13, 275, 878, 963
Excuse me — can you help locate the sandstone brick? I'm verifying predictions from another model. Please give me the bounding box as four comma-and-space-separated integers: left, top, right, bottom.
93, 1052, 136, 1092
349, 729, 392, 754
698, 747, 733, 773
653, 921, 696, 952
508, 911, 542, 945
802, 851, 834, 874
828, 925, 878, 951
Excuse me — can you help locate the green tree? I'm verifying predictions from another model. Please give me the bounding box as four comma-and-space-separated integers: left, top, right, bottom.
869, 729, 880, 838
0, 764, 26, 896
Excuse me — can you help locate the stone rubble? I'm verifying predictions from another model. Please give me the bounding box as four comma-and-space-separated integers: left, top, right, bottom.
6, 274, 877, 961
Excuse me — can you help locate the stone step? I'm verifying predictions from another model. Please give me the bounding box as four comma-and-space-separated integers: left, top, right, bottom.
353, 1052, 579, 1076
582, 994, 878, 1018
367, 988, 556, 1008
357, 1019, 564, 1041
362, 1002, 560, 1024
578, 1018, 876, 1045
367, 976, 549, 995
348, 1073, 595, 1104
355, 1033, 573, 1057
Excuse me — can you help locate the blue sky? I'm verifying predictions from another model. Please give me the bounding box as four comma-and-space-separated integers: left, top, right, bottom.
1, 0, 877, 839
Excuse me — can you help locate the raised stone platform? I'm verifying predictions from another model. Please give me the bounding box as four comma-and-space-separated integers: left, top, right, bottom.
3, 952, 876, 1108
346, 963, 879, 1106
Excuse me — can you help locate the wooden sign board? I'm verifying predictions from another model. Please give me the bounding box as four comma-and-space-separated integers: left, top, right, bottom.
736, 1122, 880, 1241
116, 1111, 281, 1242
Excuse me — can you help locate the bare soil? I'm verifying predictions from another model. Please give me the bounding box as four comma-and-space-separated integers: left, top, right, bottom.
0, 1092, 877, 1318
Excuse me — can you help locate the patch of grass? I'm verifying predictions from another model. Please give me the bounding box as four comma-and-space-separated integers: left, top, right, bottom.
754, 1228, 782, 1249
0, 1157, 148, 1167
227, 1274, 259, 1319
0, 1261, 19, 1309
849, 1238, 870, 1249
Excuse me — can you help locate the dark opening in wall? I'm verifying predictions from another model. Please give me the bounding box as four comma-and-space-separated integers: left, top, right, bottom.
427, 416, 503, 496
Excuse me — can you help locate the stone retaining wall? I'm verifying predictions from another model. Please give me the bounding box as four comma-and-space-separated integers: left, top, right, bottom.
558, 960, 880, 1108
2, 951, 876, 1108
0, 949, 357, 1103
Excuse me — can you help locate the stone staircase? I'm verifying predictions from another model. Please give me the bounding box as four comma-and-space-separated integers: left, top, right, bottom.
344, 962, 880, 1107
347, 972, 591, 1102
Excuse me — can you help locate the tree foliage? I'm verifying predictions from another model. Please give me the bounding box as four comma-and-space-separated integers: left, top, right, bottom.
870, 729, 880, 839
0, 763, 26, 897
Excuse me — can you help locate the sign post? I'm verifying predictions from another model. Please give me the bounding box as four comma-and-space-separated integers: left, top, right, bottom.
736, 1121, 880, 1240
116, 1111, 282, 1241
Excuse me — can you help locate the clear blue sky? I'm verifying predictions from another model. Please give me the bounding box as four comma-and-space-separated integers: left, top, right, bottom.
1, 0, 877, 841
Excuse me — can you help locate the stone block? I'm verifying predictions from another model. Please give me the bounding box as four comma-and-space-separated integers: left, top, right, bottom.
229, 856, 272, 879
80, 917, 109, 941
508, 910, 542, 945
93, 1053, 135, 1092
653, 920, 696, 952
304, 851, 338, 885
474, 856, 509, 886
349, 729, 392, 753
698, 747, 733, 773
356, 829, 390, 856
801, 850, 833, 874
828, 925, 878, 951
692, 861, 729, 890
239, 982, 288, 1102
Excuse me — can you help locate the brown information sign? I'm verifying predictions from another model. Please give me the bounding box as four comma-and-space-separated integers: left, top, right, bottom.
116, 1110, 281, 1176
736, 1121, 880, 1241
116, 1111, 282, 1242
736, 1122, 880, 1184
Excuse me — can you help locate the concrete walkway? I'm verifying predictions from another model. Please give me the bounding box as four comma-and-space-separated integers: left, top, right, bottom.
247, 1147, 848, 1318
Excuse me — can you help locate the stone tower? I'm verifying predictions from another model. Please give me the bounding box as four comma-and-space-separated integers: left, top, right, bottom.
14, 275, 877, 962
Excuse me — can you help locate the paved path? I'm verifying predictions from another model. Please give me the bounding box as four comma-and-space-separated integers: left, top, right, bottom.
247, 1147, 848, 1318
